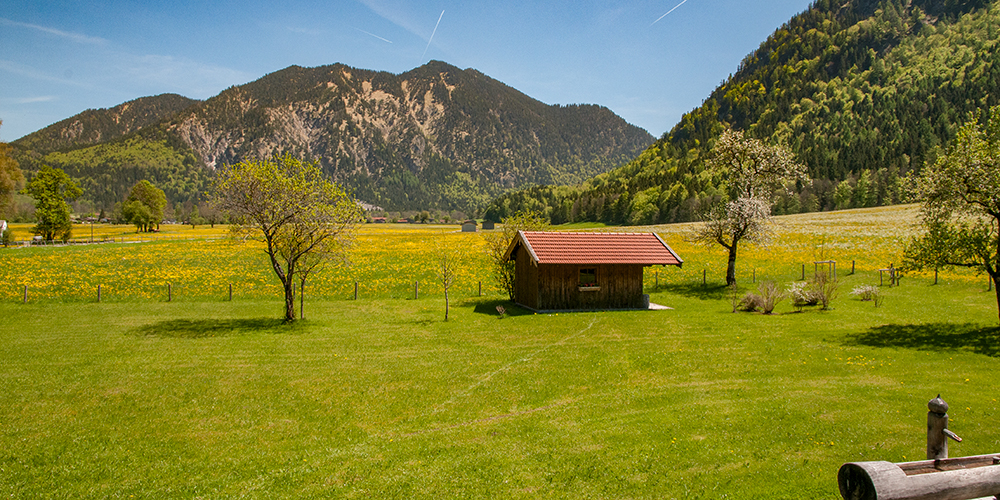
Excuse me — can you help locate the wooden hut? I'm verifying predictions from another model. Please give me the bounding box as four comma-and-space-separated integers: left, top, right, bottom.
503, 231, 683, 311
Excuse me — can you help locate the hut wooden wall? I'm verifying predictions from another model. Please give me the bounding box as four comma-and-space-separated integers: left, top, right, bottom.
535, 264, 644, 310
513, 245, 540, 309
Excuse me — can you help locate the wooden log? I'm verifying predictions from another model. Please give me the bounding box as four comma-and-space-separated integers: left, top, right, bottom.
838, 458, 1000, 500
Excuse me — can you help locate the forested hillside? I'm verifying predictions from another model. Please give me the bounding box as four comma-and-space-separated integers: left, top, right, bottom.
14, 94, 199, 156
485, 0, 999, 225
12, 62, 652, 212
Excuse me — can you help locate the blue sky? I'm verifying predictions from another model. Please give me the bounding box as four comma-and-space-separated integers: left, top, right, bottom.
0, 0, 814, 141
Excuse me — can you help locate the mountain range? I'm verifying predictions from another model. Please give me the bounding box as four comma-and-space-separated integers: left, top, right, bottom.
10, 61, 653, 213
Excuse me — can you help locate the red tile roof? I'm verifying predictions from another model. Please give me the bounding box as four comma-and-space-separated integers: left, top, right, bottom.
506, 231, 683, 266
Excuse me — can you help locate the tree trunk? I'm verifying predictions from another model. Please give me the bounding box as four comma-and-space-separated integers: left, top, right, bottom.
283, 278, 296, 322
726, 241, 739, 286
994, 274, 1000, 325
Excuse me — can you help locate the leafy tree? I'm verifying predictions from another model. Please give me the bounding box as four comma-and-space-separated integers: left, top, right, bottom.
122, 180, 166, 232
483, 210, 549, 301
691, 129, 807, 285
904, 106, 1000, 323
188, 205, 205, 228
213, 154, 361, 322
0, 120, 25, 217
23, 166, 81, 241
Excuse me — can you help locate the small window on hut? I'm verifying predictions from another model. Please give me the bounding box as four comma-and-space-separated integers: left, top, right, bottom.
579, 268, 597, 287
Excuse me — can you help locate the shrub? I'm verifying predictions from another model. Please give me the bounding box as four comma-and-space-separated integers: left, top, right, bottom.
739, 280, 785, 314
788, 281, 819, 311
726, 283, 742, 313
788, 271, 839, 311
813, 271, 839, 310
1, 227, 11, 247
850, 285, 880, 301
739, 292, 762, 312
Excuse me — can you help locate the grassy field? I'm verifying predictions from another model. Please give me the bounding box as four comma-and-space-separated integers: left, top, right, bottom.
1, 205, 998, 498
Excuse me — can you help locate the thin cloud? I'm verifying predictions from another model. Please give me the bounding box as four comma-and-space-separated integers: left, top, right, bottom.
420, 10, 444, 62
0, 17, 107, 44
355, 0, 429, 40
355, 28, 393, 43
286, 26, 326, 36
0, 60, 89, 87
15, 96, 58, 104
651, 0, 689, 25
122, 54, 253, 98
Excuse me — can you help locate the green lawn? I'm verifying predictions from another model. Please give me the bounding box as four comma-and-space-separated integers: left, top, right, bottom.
2, 208, 999, 498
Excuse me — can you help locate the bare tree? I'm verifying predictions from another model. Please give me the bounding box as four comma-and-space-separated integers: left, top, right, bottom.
437, 245, 458, 321
214, 154, 361, 322
691, 129, 807, 286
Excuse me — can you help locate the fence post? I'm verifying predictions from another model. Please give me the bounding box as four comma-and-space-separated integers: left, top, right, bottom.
753, 269, 756, 283
354, 281, 359, 300
478, 281, 482, 297
702, 269, 706, 286
97, 284, 101, 303
168, 283, 172, 302
852, 260, 856, 274
229, 283, 233, 301
801, 264, 805, 280
23, 285, 27, 303
989, 276, 993, 292
414, 281, 419, 300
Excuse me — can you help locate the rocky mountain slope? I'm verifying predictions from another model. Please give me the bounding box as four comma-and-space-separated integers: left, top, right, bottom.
13, 61, 653, 212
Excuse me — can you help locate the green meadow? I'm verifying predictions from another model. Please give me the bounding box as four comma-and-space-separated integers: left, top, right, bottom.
1, 206, 998, 499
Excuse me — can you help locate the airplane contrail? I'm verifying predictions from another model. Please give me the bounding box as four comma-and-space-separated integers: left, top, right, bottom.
421, 10, 445, 61
651, 0, 689, 25
355, 27, 393, 43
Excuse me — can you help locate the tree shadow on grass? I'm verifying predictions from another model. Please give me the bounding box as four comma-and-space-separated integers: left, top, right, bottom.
845, 323, 1000, 358
131, 318, 297, 338
652, 283, 729, 301
465, 299, 535, 318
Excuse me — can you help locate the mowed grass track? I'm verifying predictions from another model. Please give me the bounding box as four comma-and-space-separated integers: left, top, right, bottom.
1, 206, 999, 498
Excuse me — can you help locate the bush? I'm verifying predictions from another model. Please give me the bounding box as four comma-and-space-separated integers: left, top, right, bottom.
788, 271, 839, 311
788, 281, 820, 311
850, 285, 880, 301
851, 284, 883, 307
1, 227, 12, 247
739, 292, 763, 312
739, 280, 785, 314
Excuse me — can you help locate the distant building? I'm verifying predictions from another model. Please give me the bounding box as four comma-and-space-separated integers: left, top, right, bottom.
0, 220, 7, 233
503, 231, 683, 311
461, 220, 477, 232
482, 220, 495, 230
371, 217, 387, 223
